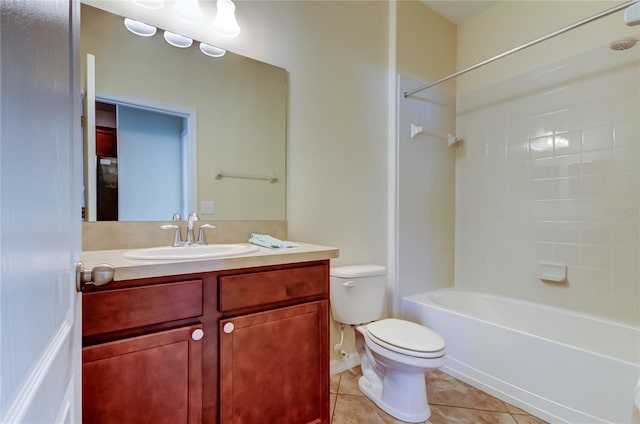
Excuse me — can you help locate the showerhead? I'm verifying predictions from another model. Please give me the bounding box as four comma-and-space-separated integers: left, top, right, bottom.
609, 37, 639, 51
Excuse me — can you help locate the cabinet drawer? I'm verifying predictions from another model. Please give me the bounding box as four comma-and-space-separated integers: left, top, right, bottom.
219, 265, 327, 312
83, 280, 203, 337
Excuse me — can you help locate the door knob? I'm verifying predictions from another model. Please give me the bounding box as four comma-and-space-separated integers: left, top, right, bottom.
222, 322, 234, 334
76, 262, 115, 292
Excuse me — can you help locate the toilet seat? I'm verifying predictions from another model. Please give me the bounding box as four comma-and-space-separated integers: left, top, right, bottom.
365, 319, 445, 358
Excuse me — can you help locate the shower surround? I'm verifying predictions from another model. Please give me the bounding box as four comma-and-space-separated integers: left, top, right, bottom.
455, 41, 639, 325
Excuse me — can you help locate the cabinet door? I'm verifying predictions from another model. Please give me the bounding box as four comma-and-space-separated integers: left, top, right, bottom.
220, 301, 329, 424
83, 324, 203, 424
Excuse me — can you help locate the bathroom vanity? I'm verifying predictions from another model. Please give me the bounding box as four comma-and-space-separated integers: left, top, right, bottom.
81, 243, 338, 424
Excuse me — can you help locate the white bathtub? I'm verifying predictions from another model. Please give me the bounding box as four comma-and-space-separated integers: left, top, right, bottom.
402, 289, 640, 424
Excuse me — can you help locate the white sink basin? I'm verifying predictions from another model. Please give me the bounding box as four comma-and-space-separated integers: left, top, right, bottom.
123, 244, 260, 260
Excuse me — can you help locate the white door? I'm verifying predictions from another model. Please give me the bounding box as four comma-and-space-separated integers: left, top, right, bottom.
1, 0, 82, 422
83, 54, 97, 222
117, 105, 185, 220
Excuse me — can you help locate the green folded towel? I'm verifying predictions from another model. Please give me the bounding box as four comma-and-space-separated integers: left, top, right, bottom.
249, 233, 299, 248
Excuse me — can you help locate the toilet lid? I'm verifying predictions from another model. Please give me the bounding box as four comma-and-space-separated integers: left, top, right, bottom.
366, 318, 445, 354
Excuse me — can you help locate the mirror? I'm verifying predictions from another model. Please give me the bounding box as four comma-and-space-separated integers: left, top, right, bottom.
81, 3, 287, 221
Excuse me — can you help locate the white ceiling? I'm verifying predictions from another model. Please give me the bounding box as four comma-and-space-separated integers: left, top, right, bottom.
422, 1, 498, 24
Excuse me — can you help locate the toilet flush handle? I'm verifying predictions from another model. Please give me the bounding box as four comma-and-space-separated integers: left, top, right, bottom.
342, 280, 356, 288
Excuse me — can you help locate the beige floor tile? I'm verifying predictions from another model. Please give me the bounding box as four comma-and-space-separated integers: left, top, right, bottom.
426, 370, 509, 413
504, 403, 529, 415
337, 367, 363, 396
332, 368, 547, 424
330, 393, 337, 423
428, 405, 518, 424
331, 373, 341, 394
332, 394, 424, 424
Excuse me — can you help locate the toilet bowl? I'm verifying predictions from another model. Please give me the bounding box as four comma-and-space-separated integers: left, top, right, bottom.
329, 265, 446, 422
356, 319, 445, 422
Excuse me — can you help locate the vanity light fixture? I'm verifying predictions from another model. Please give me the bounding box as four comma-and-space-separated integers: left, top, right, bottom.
172, 0, 204, 25
199, 42, 226, 57
164, 31, 193, 48
212, 0, 241, 38
123, 18, 157, 37
123, 3, 227, 58
132, 0, 164, 9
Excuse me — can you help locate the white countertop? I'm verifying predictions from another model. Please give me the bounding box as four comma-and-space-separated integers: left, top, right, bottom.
82, 242, 339, 281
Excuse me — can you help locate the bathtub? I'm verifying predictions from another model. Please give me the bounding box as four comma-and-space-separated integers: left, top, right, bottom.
401, 289, 640, 424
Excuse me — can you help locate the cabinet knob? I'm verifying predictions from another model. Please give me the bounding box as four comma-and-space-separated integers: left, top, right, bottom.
222, 322, 234, 334
191, 329, 204, 341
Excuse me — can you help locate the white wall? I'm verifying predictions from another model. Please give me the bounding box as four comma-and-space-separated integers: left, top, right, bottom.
397, 76, 456, 302
395, 2, 457, 307
456, 1, 640, 323
234, 1, 391, 265
456, 1, 640, 95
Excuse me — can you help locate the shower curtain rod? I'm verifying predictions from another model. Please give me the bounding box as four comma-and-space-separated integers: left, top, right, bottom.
404, 0, 640, 98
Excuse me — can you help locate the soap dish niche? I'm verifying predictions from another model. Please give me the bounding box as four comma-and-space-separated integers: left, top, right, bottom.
538, 261, 567, 283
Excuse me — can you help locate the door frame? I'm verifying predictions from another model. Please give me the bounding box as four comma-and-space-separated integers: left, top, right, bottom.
88, 91, 198, 220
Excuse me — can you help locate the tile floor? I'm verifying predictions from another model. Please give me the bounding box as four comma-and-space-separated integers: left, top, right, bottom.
330, 368, 549, 424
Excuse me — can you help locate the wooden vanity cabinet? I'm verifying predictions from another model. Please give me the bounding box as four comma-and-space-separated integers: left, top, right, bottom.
218, 263, 330, 424
82, 278, 206, 424
81, 260, 331, 424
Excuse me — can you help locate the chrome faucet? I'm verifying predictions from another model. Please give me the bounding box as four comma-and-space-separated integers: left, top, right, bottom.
161, 212, 216, 246
186, 212, 199, 245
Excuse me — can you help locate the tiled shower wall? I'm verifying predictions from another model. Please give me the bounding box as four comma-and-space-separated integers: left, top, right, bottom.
455, 43, 639, 324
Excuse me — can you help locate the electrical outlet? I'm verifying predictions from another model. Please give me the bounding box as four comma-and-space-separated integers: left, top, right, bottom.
200, 200, 214, 214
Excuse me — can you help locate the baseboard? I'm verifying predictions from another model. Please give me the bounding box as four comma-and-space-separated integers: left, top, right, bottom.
330, 353, 360, 376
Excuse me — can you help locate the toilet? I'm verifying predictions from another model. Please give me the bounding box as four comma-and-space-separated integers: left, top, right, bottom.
330, 265, 445, 423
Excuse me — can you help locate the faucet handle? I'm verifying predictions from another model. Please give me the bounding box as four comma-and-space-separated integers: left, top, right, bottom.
172, 212, 182, 221
197, 224, 216, 245
161, 224, 183, 247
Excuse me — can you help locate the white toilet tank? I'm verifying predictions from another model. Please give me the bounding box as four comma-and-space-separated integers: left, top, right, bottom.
330, 265, 387, 325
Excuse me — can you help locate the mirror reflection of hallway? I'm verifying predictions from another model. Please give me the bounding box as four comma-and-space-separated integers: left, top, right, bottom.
94, 100, 188, 221
95, 102, 117, 221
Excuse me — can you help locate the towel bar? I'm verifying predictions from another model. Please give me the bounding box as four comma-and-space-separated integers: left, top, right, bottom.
214, 168, 278, 183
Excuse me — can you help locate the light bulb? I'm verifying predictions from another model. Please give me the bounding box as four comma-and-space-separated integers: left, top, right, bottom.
164, 31, 193, 48
200, 43, 226, 57
173, 0, 204, 25
212, 0, 240, 38
123, 18, 157, 37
